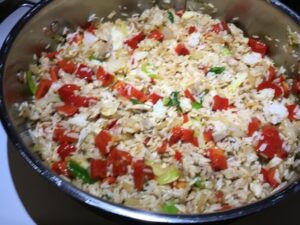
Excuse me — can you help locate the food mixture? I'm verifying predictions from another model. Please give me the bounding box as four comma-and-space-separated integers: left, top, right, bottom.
18, 7, 300, 214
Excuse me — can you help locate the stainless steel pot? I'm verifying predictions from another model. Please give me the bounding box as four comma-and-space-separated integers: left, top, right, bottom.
0, 0, 299, 223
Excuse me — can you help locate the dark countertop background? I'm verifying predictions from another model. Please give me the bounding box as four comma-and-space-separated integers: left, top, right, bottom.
1, 1, 300, 225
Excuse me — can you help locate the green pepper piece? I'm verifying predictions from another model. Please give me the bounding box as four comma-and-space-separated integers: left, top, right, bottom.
26, 71, 37, 95
209, 66, 225, 74
161, 201, 179, 214
156, 165, 181, 185
221, 48, 231, 56
68, 160, 94, 184
192, 101, 202, 109
130, 99, 141, 104
167, 11, 175, 23
163, 97, 172, 107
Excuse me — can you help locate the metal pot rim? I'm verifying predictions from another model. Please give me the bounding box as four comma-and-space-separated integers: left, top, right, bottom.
0, 0, 299, 223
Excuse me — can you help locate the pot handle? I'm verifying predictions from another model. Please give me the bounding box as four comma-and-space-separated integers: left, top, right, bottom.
0, 2, 36, 49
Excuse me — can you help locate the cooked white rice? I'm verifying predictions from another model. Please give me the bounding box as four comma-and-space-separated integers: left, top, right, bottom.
18, 7, 300, 214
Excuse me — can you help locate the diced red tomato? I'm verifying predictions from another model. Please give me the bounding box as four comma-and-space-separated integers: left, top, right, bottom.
261, 168, 279, 188
183, 113, 189, 123
90, 159, 107, 180
203, 128, 214, 143
175, 43, 190, 56
215, 190, 225, 204
52, 126, 78, 144
50, 66, 59, 81
257, 81, 283, 98
124, 32, 145, 50
267, 66, 276, 81
176, 9, 185, 17
57, 143, 76, 160
132, 160, 154, 191
95, 130, 112, 155
58, 84, 80, 101
106, 119, 118, 130
211, 21, 229, 34
248, 38, 268, 57
103, 176, 116, 185
273, 74, 286, 83
169, 127, 198, 147
169, 127, 184, 146
281, 81, 290, 98
287, 104, 298, 121
51, 160, 72, 177
56, 104, 78, 117
71, 34, 83, 44
65, 95, 97, 108
57, 60, 76, 74
85, 24, 97, 34
107, 148, 132, 177
188, 26, 197, 34
35, 79, 52, 99
46, 50, 61, 59
75, 64, 94, 82
256, 125, 287, 159
174, 150, 182, 161
148, 92, 162, 104
157, 140, 168, 154
247, 117, 261, 137
144, 137, 151, 147
201, 66, 209, 74
292, 79, 300, 94
148, 29, 164, 42
96, 67, 114, 87
212, 95, 229, 111
113, 81, 148, 102
207, 148, 228, 171
181, 129, 194, 143
184, 89, 196, 102
218, 204, 232, 212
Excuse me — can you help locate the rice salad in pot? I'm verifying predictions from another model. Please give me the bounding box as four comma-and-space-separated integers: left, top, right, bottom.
18, 7, 300, 214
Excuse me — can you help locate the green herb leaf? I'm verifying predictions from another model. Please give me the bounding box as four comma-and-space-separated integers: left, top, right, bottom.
89, 54, 98, 61
163, 92, 182, 111
192, 101, 202, 109
130, 99, 141, 104
161, 201, 179, 214
68, 160, 94, 184
167, 11, 174, 23
26, 71, 37, 95
170, 91, 182, 112
209, 66, 225, 74
52, 34, 65, 43
194, 177, 205, 189
102, 194, 112, 201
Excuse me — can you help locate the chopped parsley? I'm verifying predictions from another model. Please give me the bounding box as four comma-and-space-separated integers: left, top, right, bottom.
167, 11, 174, 23
164, 91, 182, 112
209, 66, 225, 74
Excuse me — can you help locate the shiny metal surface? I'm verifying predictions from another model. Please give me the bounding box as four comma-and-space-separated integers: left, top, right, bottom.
0, 0, 299, 223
